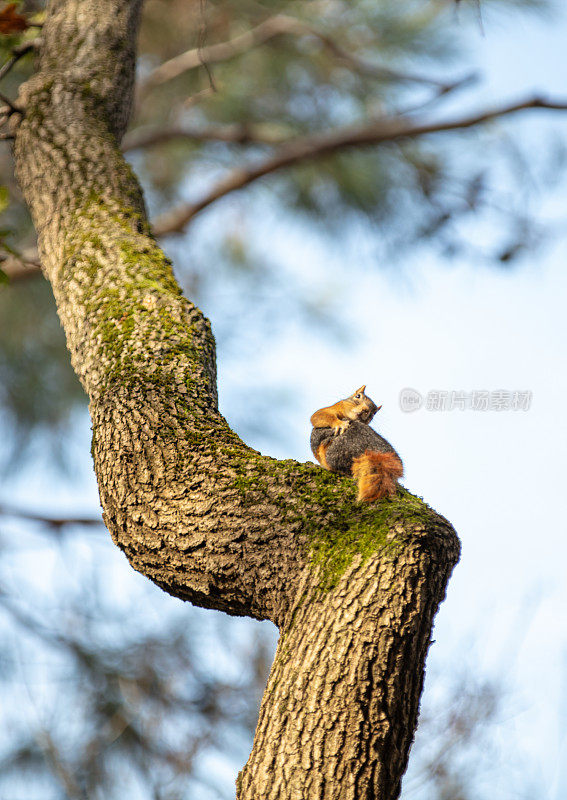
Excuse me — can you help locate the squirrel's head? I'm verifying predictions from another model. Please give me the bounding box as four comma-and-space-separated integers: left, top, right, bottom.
348, 385, 381, 423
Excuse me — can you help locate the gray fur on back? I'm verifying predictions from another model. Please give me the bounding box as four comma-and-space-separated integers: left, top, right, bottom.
310, 420, 397, 475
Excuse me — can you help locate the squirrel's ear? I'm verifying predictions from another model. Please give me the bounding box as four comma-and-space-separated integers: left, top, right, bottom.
354, 385, 366, 394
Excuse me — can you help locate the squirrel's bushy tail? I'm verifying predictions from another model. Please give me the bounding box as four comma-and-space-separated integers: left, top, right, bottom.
351, 450, 404, 501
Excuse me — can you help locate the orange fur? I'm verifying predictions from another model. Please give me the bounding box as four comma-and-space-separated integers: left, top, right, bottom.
351, 450, 404, 502
315, 441, 331, 470
310, 407, 346, 430
310, 387, 379, 431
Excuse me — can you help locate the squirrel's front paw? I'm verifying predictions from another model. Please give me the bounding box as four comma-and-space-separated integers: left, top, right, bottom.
333, 420, 350, 436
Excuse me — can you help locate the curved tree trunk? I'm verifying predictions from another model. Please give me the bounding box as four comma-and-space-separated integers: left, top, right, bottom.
12, 1, 460, 797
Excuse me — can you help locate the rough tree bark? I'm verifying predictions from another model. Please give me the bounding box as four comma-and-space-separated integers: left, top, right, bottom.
11, 1, 460, 797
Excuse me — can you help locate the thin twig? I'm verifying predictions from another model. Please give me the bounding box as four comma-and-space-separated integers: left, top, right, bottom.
0, 502, 103, 529
0, 39, 38, 84
0, 247, 41, 281
183, 84, 216, 109
197, 0, 217, 95
0, 259, 41, 280
398, 72, 479, 117
152, 94, 567, 236
37, 731, 85, 800
122, 122, 288, 151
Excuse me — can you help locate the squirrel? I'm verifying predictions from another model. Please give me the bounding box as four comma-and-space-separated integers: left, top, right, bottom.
310, 385, 403, 502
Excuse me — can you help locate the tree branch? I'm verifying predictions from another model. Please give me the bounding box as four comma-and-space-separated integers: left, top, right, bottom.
139, 13, 453, 98
11, 2, 460, 797
153, 94, 567, 236
122, 121, 288, 151
0, 250, 42, 281
7, 94, 567, 280
0, 39, 39, 84
0, 502, 103, 530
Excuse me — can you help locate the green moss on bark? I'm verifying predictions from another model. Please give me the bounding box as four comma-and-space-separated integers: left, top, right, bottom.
305, 486, 435, 590
223, 444, 439, 591
57, 196, 216, 399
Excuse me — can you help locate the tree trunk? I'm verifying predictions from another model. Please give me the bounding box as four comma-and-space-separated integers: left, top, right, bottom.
11, 1, 460, 797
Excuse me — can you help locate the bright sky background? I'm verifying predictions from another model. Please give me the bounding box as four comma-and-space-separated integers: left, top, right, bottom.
3, 4, 567, 799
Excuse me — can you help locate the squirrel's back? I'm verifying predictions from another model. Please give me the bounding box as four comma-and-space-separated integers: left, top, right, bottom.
310, 420, 403, 501
310, 420, 396, 473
